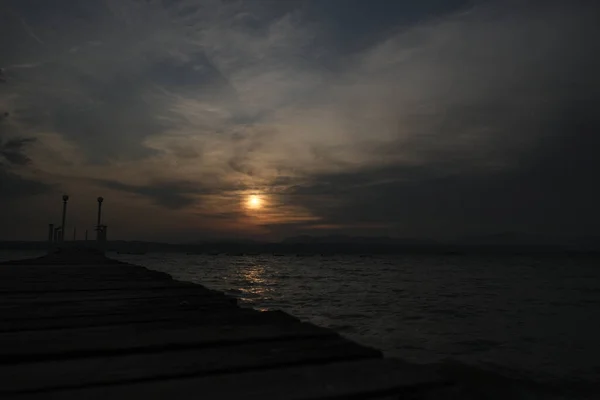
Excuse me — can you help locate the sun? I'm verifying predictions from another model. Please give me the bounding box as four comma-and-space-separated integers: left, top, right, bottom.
247, 195, 262, 209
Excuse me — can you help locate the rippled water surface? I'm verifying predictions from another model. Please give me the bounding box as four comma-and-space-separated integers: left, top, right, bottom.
3, 250, 599, 398
109, 253, 600, 386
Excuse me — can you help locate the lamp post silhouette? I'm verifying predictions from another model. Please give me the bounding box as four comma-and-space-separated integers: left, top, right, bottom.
48, 224, 54, 243
61, 195, 69, 242
96, 197, 104, 240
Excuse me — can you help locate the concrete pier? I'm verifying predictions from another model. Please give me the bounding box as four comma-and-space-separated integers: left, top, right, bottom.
0, 249, 449, 399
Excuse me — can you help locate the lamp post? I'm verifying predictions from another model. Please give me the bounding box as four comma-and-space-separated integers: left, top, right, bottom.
61, 195, 69, 242
48, 224, 54, 243
96, 197, 104, 240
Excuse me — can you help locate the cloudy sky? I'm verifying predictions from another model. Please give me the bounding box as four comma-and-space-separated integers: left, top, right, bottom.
1, 0, 599, 242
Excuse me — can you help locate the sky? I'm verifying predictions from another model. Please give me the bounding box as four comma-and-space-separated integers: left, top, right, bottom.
1, 0, 599, 242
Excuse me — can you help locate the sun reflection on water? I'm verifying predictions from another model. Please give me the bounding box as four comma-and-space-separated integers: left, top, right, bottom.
236, 261, 277, 306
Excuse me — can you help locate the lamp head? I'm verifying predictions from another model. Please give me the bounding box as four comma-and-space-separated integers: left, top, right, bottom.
62, 194, 69, 201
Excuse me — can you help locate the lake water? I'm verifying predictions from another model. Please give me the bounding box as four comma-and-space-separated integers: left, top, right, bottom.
3, 250, 599, 398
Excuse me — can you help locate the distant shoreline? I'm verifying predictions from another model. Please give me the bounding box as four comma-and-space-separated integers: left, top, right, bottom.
1, 240, 599, 256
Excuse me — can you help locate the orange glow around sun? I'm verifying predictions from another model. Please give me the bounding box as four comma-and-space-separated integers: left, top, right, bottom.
247, 195, 262, 209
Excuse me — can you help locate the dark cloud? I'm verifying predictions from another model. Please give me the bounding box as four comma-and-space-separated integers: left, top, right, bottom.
0, 1, 236, 163
0, 137, 36, 165
95, 179, 210, 210
1, 59, 50, 200
168, 144, 200, 159
227, 129, 276, 177
288, 103, 600, 238
14, 64, 171, 163
270, 1, 600, 239
0, 169, 51, 199
302, 0, 473, 55
0, 137, 51, 199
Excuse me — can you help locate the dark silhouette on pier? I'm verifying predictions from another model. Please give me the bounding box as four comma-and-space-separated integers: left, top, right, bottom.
46, 194, 109, 252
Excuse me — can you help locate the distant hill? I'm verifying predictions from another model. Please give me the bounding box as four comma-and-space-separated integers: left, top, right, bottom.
457, 232, 555, 245
455, 232, 600, 250
281, 235, 433, 246
1, 233, 598, 254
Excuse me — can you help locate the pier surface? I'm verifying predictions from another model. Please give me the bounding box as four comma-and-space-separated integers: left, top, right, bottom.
0, 249, 448, 399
